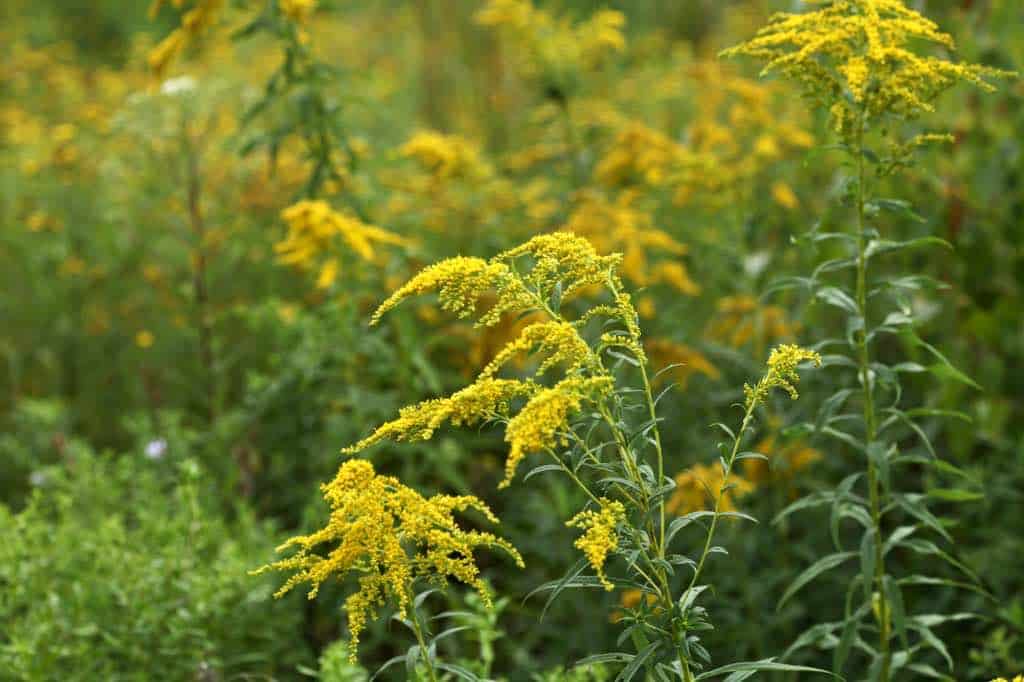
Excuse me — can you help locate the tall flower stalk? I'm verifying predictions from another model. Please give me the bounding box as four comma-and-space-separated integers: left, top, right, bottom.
725, 1, 1013, 678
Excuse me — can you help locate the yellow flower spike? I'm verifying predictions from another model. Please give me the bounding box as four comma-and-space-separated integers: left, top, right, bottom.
479, 321, 594, 380
566, 498, 626, 591
371, 256, 525, 326
253, 459, 522, 662
372, 232, 622, 328
343, 378, 536, 455
743, 344, 823, 409
722, 0, 1015, 136
502, 376, 613, 488
562, 191, 698, 295
315, 258, 339, 290
276, 200, 408, 288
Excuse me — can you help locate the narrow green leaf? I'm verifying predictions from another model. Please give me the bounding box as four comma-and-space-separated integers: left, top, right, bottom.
860, 530, 876, 602
696, 658, 839, 680
779, 552, 857, 609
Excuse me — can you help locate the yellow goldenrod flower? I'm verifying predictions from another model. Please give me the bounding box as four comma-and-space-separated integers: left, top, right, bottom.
253, 459, 523, 661
722, 0, 1014, 135
596, 122, 687, 188
315, 258, 339, 290
771, 181, 800, 209
275, 200, 408, 286
563, 191, 699, 295
343, 378, 536, 454
503, 375, 613, 488
372, 233, 622, 327
744, 344, 823, 408
709, 295, 801, 348
399, 131, 492, 180
371, 256, 527, 326
566, 498, 626, 591
479, 321, 594, 380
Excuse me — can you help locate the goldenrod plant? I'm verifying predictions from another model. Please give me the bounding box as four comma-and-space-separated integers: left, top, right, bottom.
726, 1, 1015, 679
327, 233, 825, 679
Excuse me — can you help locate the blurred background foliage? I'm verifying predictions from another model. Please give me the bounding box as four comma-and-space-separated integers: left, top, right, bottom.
0, 0, 1021, 680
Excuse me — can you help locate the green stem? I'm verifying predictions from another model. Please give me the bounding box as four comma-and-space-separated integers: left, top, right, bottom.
639, 361, 667, 561
685, 405, 754, 598
854, 113, 890, 680
408, 595, 440, 682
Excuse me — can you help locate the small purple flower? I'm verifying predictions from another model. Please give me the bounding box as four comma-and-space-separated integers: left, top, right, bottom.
145, 438, 168, 460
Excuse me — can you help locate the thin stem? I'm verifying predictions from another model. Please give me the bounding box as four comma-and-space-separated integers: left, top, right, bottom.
408, 595, 440, 682
684, 405, 755, 598
639, 361, 667, 560
548, 448, 601, 506
853, 113, 890, 680
183, 124, 217, 426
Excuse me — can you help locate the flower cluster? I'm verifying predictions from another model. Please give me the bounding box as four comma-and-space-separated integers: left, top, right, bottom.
479, 320, 595, 380
341, 378, 536, 454
722, 0, 1014, 136
399, 131, 492, 181
566, 498, 626, 591
253, 459, 523, 660
148, 0, 226, 77
563, 191, 699, 296
349, 234, 636, 490
595, 122, 693, 188
503, 375, 613, 488
744, 344, 823, 408
275, 200, 409, 289
371, 256, 528, 326
371, 233, 623, 326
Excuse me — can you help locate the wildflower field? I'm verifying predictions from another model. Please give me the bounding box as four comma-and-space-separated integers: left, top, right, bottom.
2, 0, 1023, 680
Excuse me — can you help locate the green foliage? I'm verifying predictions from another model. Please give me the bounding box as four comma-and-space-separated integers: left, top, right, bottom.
1, 0, 1022, 680
0, 450, 312, 680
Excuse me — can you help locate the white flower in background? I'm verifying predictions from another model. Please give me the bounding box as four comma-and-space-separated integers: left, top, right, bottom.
145, 438, 168, 460
160, 75, 198, 96
743, 251, 771, 278
29, 470, 48, 487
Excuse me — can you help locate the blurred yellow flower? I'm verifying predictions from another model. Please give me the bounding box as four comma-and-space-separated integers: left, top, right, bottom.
135, 330, 156, 349
667, 463, 755, 516
771, 181, 800, 210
